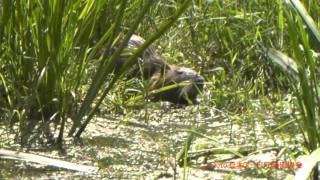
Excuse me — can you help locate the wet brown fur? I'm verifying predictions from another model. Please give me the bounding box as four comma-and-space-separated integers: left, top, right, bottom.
102, 34, 204, 105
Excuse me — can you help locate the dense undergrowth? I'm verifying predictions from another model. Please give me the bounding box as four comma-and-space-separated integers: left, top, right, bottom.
1, 0, 320, 179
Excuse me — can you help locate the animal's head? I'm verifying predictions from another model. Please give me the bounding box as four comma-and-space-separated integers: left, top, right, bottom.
150, 65, 204, 105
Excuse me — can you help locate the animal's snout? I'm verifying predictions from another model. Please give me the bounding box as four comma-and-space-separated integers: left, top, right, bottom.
193, 75, 204, 84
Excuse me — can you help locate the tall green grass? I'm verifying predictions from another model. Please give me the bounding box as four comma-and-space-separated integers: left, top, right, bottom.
158, 0, 320, 178
0, 0, 113, 146
1, 0, 319, 178
267, 0, 320, 152
266, 0, 320, 178
0, 0, 191, 147
71, 0, 192, 138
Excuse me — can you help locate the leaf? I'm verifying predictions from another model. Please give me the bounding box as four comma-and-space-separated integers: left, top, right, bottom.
0, 149, 98, 174
287, 0, 320, 46
295, 148, 320, 180
264, 48, 298, 79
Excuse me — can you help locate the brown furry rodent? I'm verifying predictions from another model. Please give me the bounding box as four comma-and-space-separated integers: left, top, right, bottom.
100, 34, 204, 105
149, 65, 204, 104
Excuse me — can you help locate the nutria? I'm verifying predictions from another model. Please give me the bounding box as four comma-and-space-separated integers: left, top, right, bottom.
149, 65, 204, 104
100, 34, 204, 105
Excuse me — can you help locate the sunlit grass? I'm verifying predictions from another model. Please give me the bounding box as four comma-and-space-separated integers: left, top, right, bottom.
0, 0, 191, 146
1, 0, 320, 179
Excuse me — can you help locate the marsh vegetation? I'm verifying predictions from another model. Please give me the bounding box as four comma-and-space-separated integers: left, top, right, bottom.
1, 0, 320, 179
